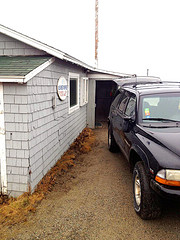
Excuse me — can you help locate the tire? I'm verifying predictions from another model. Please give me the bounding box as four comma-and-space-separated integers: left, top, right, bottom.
133, 161, 162, 220
108, 124, 119, 152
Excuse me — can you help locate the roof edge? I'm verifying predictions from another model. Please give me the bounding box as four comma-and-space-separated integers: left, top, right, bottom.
0, 24, 65, 59
0, 24, 133, 78
0, 24, 92, 70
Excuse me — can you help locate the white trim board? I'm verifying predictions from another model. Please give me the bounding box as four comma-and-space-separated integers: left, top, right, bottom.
24, 57, 55, 83
0, 82, 7, 195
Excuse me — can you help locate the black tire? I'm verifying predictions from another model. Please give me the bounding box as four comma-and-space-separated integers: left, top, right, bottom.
133, 161, 162, 220
108, 124, 119, 152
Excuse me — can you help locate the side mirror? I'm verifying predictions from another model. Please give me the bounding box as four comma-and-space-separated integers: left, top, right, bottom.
122, 115, 135, 132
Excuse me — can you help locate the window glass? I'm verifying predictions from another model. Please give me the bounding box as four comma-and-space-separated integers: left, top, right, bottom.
119, 92, 129, 112
141, 94, 180, 122
70, 78, 77, 107
69, 73, 79, 113
80, 78, 88, 106
85, 79, 88, 103
125, 96, 136, 117
112, 93, 121, 107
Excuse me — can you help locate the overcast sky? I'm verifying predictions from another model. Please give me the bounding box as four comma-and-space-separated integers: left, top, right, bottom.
0, 0, 180, 81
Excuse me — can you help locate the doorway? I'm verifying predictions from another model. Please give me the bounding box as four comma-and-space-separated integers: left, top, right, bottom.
95, 80, 117, 124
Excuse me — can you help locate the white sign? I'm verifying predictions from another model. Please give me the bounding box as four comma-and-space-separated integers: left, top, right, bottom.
57, 76, 68, 101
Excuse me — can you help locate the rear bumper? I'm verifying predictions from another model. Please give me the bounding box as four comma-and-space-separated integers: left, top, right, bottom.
150, 179, 180, 200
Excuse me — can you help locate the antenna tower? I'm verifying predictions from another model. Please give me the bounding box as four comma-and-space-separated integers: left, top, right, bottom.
95, 0, 99, 68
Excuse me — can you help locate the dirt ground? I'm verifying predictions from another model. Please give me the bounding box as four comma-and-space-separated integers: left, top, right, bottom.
2, 126, 180, 240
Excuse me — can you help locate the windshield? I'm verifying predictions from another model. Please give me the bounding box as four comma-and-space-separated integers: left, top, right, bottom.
139, 93, 180, 124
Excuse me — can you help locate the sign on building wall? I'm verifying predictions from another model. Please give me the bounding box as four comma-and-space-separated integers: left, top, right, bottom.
57, 76, 68, 101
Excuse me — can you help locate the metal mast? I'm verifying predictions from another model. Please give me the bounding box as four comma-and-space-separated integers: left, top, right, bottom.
95, 0, 99, 68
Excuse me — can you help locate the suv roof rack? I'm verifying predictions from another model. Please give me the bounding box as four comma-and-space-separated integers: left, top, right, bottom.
114, 76, 162, 88
162, 81, 180, 85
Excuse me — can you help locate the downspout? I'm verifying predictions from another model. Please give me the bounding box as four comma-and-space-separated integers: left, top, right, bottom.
0, 82, 7, 195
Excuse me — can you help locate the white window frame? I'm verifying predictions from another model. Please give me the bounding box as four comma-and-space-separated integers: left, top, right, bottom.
68, 73, 79, 113
80, 77, 89, 106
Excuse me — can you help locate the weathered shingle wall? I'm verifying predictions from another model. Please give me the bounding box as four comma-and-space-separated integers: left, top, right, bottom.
0, 32, 46, 56
3, 83, 30, 196
3, 58, 87, 196
27, 59, 87, 192
28, 60, 86, 189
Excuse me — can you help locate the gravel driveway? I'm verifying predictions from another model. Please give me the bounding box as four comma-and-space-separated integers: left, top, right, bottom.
3, 127, 180, 240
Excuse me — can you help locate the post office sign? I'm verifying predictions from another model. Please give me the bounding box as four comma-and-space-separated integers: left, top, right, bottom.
57, 76, 68, 101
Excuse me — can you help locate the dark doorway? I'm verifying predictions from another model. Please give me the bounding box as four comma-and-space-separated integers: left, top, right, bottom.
95, 80, 117, 123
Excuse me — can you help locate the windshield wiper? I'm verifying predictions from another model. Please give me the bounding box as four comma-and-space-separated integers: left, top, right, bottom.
142, 118, 180, 122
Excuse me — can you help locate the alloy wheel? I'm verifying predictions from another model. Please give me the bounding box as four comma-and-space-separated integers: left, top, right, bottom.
134, 172, 141, 206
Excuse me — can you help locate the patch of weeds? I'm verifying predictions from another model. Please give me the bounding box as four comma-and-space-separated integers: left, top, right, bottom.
0, 128, 95, 228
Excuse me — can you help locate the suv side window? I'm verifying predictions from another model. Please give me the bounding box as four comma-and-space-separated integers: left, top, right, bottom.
118, 91, 129, 113
125, 95, 136, 117
112, 89, 124, 107
112, 93, 121, 107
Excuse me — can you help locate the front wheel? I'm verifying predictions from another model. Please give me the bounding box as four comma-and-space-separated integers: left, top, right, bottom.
133, 161, 162, 220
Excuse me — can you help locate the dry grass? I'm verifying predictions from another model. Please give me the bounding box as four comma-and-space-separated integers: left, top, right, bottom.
0, 127, 95, 228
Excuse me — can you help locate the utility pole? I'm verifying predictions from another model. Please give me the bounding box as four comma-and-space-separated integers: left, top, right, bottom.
95, 0, 99, 68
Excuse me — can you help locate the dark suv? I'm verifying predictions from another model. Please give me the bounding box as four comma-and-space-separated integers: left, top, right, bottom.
108, 77, 180, 219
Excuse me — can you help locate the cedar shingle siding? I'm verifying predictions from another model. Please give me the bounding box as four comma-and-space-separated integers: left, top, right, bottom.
0, 32, 45, 56
0, 33, 87, 196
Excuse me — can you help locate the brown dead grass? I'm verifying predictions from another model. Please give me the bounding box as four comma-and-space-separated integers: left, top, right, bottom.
0, 127, 95, 228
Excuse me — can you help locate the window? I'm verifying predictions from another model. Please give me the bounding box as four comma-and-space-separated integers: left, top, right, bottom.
112, 89, 124, 108
69, 73, 79, 113
140, 93, 180, 122
112, 94, 121, 107
118, 92, 129, 113
80, 77, 88, 106
125, 96, 136, 117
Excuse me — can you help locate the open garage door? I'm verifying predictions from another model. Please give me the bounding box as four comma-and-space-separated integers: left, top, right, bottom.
95, 80, 117, 123
87, 70, 131, 128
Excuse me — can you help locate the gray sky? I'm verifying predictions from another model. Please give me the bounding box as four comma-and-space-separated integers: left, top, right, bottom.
0, 0, 180, 80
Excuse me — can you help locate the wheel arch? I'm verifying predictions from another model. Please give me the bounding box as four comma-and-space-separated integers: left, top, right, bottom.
129, 145, 150, 173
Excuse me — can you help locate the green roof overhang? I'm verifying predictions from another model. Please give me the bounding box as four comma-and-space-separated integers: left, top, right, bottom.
0, 56, 55, 83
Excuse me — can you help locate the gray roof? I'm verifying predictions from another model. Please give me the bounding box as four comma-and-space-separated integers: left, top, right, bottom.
0, 56, 51, 76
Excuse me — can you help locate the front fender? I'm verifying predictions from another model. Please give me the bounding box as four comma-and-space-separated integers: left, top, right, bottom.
129, 145, 150, 174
